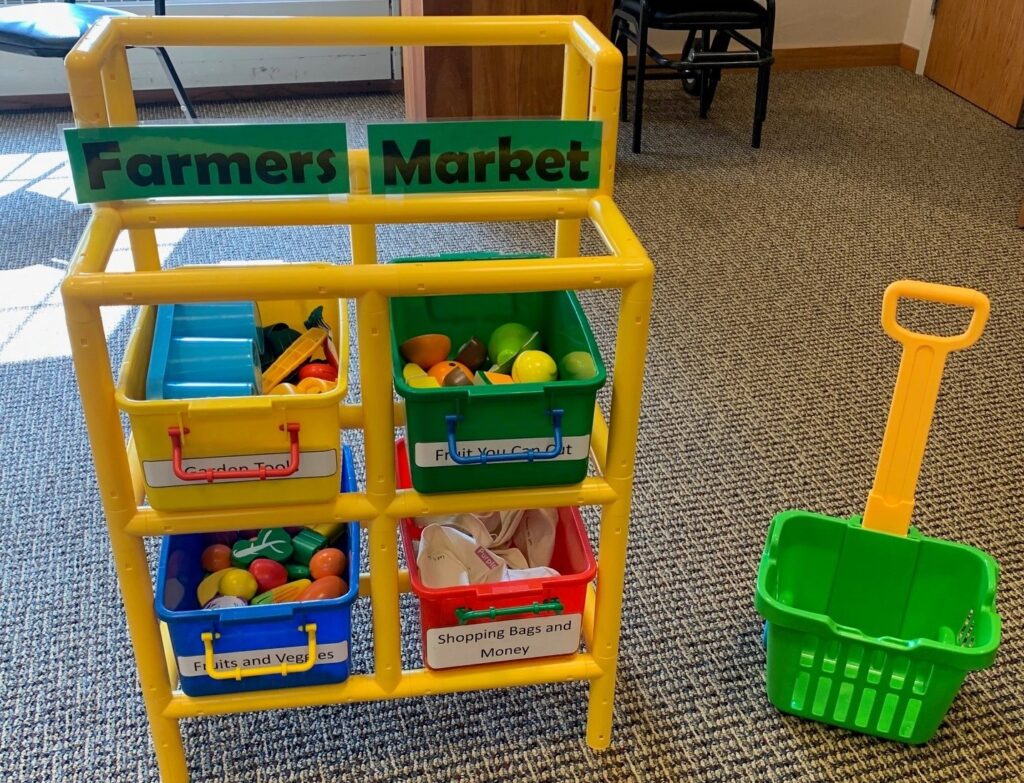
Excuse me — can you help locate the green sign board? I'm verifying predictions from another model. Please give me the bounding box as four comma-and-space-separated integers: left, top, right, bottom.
367, 120, 602, 194
63, 123, 349, 203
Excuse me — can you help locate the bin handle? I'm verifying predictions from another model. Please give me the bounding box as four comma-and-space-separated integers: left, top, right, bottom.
444, 409, 564, 465
167, 423, 301, 483
862, 281, 990, 536
455, 599, 564, 625
200, 623, 317, 680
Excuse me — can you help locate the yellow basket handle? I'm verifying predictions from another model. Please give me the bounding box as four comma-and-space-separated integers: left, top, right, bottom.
862, 280, 990, 536
200, 624, 317, 681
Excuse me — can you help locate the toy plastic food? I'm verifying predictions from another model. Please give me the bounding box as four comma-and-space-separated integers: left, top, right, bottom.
487, 322, 538, 371
285, 562, 310, 580
442, 367, 474, 387
248, 558, 288, 593
473, 371, 513, 386
428, 361, 473, 385
261, 326, 328, 393
309, 548, 347, 579
755, 280, 1001, 744
311, 521, 344, 540
200, 544, 232, 573
269, 383, 297, 395
251, 579, 311, 605
197, 568, 231, 606
298, 362, 338, 382
559, 350, 598, 381
203, 596, 247, 610
296, 377, 335, 394
512, 350, 557, 383
455, 337, 488, 371
291, 529, 327, 564
231, 528, 294, 566
400, 333, 451, 370
218, 568, 258, 601
403, 363, 441, 389
297, 575, 347, 602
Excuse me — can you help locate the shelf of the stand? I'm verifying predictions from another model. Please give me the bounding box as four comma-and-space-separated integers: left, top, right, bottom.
357, 570, 411, 596
124, 477, 615, 537
162, 652, 603, 719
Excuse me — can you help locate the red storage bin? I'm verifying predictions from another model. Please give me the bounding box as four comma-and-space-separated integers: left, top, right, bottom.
397, 439, 597, 670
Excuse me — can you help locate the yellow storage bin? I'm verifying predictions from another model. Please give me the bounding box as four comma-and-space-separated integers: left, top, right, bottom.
116, 299, 348, 512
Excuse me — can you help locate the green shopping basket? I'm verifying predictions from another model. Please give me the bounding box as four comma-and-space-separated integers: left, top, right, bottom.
755, 280, 1002, 744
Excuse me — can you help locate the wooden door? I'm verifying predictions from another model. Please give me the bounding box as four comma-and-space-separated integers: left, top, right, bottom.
402, 0, 612, 120
924, 0, 1024, 126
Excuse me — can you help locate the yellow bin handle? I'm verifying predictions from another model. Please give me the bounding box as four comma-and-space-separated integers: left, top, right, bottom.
862, 280, 990, 536
200, 624, 318, 681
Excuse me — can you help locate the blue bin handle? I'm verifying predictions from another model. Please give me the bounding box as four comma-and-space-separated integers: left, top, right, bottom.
444, 409, 564, 465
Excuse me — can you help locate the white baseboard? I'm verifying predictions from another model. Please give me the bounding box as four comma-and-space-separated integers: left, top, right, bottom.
0, 0, 395, 98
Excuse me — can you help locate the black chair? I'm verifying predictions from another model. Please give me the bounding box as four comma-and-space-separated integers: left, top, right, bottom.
611, 0, 775, 151
0, 0, 196, 118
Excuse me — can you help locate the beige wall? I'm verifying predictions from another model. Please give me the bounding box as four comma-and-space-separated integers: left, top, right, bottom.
903, 0, 936, 73
648, 0, 915, 51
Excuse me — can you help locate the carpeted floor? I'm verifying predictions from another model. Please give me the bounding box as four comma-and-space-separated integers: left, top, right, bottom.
1, 67, 1023, 782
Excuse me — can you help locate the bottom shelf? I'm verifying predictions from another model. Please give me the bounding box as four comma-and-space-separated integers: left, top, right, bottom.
159, 583, 601, 719
163, 651, 603, 719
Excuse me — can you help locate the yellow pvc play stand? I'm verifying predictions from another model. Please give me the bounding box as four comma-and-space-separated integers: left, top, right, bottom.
60, 14, 652, 782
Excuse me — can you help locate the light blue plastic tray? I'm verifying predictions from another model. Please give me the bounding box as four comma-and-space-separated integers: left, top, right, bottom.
145, 302, 262, 400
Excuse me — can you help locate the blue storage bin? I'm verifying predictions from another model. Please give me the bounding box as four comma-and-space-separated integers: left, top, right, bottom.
156, 445, 360, 696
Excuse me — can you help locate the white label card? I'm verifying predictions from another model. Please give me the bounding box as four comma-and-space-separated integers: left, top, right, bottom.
177, 640, 348, 678
426, 614, 582, 669
414, 436, 590, 468
144, 449, 337, 487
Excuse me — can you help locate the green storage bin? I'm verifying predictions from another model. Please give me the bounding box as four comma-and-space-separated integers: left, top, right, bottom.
755, 511, 1000, 744
389, 255, 606, 494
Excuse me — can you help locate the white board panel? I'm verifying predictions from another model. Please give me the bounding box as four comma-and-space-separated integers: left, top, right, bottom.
0, 0, 394, 97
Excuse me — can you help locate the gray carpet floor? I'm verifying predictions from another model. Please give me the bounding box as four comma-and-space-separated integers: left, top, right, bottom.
1, 67, 1023, 782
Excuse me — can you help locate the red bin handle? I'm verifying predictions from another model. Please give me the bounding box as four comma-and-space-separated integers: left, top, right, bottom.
167, 423, 301, 483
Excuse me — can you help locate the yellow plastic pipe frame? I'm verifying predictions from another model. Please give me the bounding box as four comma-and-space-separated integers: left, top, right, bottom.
60, 14, 653, 782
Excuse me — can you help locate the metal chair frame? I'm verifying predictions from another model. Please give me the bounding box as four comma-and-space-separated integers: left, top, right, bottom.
611, 0, 775, 150
0, 0, 196, 117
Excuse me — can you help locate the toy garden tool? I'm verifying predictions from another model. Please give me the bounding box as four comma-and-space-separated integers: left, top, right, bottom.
755, 280, 1001, 744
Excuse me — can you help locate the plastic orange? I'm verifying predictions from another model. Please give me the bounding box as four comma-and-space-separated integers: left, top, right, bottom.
400, 333, 451, 370
427, 360, 472, 385
298, 575, 347, 601
309, 547, 347, 579
200, 544, 232, 573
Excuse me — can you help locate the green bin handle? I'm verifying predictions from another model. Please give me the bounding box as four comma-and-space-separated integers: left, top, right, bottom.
456, 599, 564, 625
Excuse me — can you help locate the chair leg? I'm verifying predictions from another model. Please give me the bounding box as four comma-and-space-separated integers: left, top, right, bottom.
703, 30, 729, 109
155, 47, 197, 120
679, 28, 697, 91
612, 17, 629, 122
679, 29, 697, 62
697, 32, 712, 119
632, 12, 649, 153
752, 64, 771, 148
